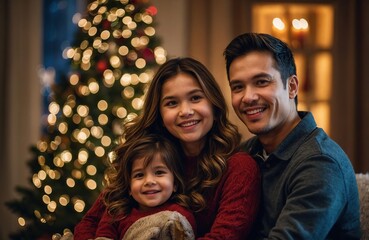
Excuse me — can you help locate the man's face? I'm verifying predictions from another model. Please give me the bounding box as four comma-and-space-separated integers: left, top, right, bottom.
228, 51, 298, 139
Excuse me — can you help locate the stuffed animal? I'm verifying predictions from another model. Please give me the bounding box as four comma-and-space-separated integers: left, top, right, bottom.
122, 210, 195, 240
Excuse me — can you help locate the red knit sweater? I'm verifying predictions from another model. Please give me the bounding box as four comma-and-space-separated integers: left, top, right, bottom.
74, 151, 260, 240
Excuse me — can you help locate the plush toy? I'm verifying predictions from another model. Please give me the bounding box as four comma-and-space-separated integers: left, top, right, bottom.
122, 210, 195, 240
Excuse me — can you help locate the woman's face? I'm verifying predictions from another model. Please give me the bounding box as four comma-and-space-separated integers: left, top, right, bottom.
160, 73, 214, 156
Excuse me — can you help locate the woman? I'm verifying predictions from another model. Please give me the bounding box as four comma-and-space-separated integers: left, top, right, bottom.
71, 57, 261, 239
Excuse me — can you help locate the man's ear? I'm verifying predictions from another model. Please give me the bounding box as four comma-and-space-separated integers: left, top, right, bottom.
288, 75, 299, 99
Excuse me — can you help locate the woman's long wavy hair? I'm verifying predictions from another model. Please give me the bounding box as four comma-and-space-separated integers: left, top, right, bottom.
103, 134, 190, 220
106, 57, 241, 212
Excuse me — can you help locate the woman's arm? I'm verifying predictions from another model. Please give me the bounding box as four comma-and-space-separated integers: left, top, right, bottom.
198, 152, 261, 240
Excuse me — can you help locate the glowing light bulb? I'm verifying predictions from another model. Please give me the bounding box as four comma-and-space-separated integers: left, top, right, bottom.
273, 18, 285, 31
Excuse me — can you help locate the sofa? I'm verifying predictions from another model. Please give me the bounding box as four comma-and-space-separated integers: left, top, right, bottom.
356, 173, 369, 240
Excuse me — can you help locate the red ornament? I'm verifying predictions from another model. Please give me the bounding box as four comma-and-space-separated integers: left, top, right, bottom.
102, 19, 110, 30
97, 59, 108, 72
146, 6, 157, 16
142, 48, 154, 61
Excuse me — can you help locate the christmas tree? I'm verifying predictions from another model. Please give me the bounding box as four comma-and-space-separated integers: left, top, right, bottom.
6, 0, 166, 239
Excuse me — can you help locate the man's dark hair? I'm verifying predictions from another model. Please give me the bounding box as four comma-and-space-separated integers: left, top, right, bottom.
224, 32, 297, 89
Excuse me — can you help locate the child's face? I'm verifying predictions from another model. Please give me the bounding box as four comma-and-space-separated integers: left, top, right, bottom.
130, 155, 175, 211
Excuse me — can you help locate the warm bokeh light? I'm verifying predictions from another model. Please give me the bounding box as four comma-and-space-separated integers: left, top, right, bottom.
292, 18, 309, 30
272, 17, 285, 31
18, 217, 26, 227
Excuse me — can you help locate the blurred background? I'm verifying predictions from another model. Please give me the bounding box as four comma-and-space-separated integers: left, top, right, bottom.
0, 0, 368, 238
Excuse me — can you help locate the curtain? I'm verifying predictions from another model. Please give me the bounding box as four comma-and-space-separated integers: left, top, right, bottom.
0, 0, 42, 238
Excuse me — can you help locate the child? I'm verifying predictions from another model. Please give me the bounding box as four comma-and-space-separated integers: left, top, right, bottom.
94, 134, 195, 240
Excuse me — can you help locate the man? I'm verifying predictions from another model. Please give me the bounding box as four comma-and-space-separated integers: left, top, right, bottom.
224, 33, 361, 239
